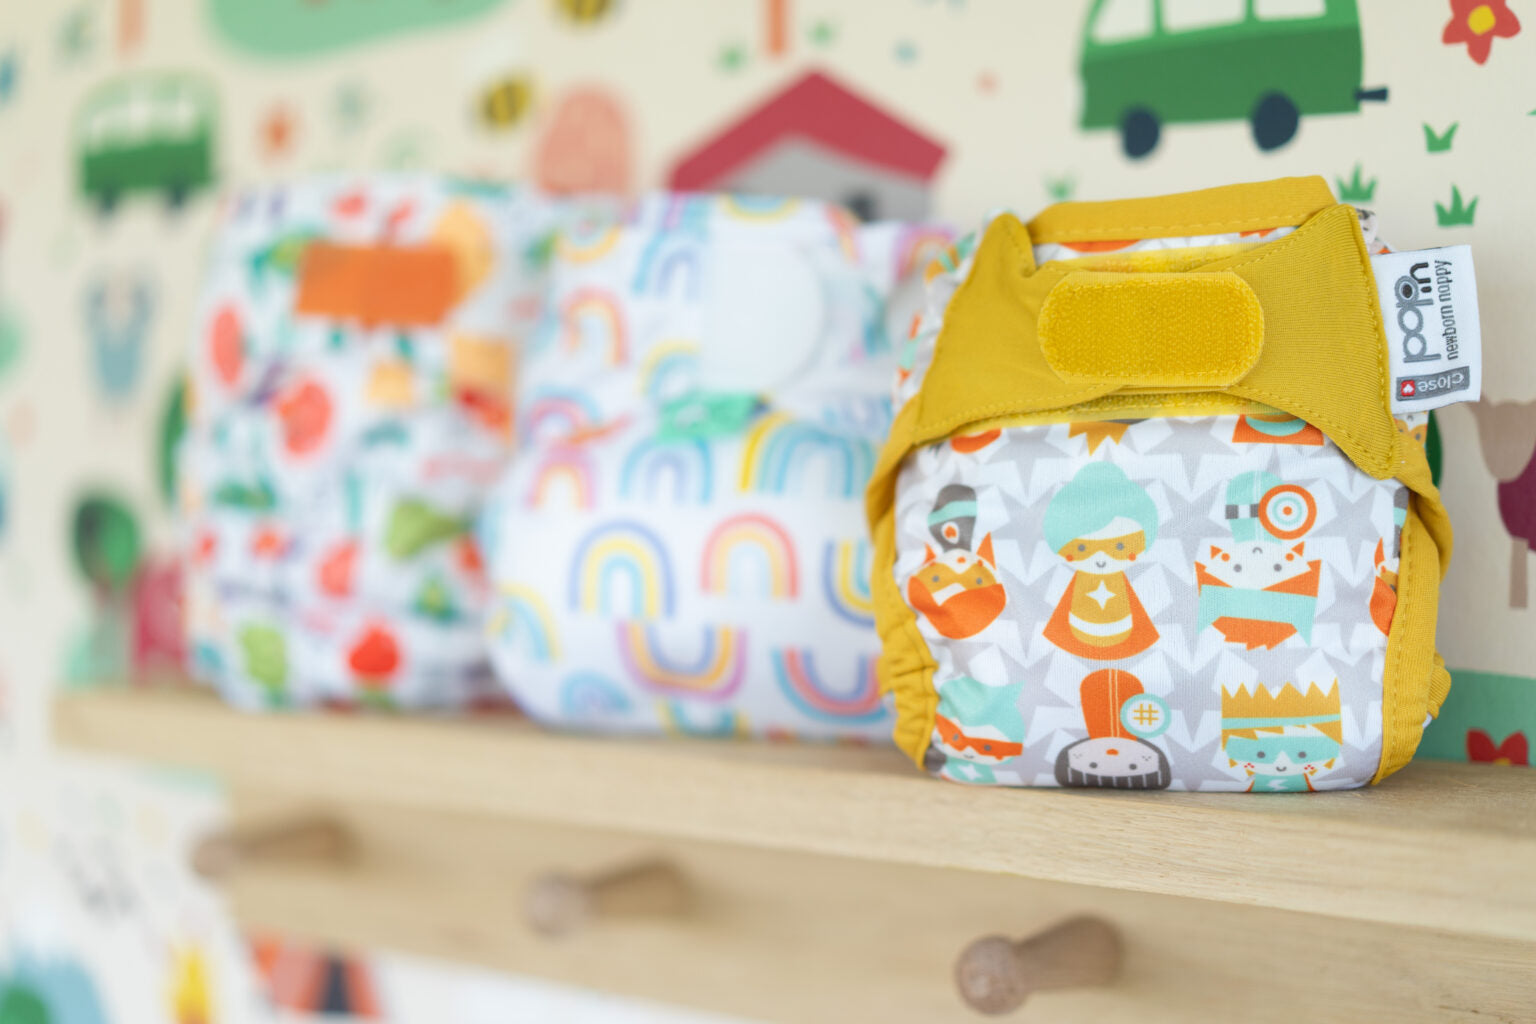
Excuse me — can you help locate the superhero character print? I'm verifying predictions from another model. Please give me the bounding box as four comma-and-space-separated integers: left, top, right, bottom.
1220, 682, 1343, 792
1196, 471, 1322, 650
1054, 669, 1171, 790
1371, 487, 1409, 635
1231, 412, 1324, 446
906, 484, 1007, 640
1041, 463, 1160, 660
928, 676, 1026, 785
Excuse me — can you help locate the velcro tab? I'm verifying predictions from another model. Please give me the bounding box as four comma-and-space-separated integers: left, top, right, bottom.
1038, 270, 1264, 389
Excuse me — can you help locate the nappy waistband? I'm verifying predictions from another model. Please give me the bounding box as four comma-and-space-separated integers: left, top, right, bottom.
879, 176, 1448, 572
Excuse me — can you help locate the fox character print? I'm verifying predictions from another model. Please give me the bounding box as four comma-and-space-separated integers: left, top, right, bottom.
907, 484, 1007, 640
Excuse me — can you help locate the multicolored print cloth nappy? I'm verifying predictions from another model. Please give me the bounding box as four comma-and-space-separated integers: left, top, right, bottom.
868, 178, 1460, 791
481, 194, 951, 739
180, 176, 558, 709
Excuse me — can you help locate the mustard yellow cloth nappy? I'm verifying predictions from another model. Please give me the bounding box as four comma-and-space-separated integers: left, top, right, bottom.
867, 177, 1457, 791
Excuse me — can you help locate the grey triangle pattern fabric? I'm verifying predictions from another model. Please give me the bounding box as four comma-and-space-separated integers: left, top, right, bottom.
895, 416, 1405, 792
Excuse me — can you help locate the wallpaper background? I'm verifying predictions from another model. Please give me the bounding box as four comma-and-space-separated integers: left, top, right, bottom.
0, 1, 1531, 1020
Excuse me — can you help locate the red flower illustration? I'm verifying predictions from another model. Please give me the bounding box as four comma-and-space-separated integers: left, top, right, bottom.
455, 534, 485, 577
209, 304, 243, 387
1443, 0, 1521, 64
250, 524, 289, 559
1466, 729, 1529, 766
274, 377, 333, 456
347, 624, 401, 689
194, 529, 218, 565
318, 540, 359, 598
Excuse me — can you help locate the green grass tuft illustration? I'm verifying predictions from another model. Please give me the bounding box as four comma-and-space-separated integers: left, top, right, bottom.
1435, 185, 1478, 227
1423, 122, 1458, 153
1335, 163, 1377, 203
1044, 175, 1075, 202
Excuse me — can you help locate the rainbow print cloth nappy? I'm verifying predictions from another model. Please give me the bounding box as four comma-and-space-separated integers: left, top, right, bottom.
481, 194, 950, 739
181, 176, 557, 709
868, 178, 1457, 791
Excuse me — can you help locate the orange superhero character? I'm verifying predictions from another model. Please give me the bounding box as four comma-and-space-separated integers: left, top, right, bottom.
1041, 463, 1160, 660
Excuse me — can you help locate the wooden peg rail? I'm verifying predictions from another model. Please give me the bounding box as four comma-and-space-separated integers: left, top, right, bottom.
954, 916, 1122, 1015
525, 858, 691, 938
51, 687, 1536, 1024
191, 813, 352, 881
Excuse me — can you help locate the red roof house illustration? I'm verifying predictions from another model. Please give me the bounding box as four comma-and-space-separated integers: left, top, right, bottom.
668, 69, 947, 220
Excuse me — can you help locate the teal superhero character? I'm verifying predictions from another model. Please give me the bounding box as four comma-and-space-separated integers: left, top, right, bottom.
930, 676, 1026, 785
1196, 470, 1321, 650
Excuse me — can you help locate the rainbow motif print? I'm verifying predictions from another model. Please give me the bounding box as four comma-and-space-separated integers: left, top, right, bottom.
569, 519, 676, 619
619, 623, 748, 701
637, 340, 700, 404
772, 649, 887, 725
701, 514, 799, 599
822, 539, 876, 627
560, 287, 628, 366
525, 445, 597, 510
739, 413, 877, 499
482, 192, 944, 739
521, 386, 603, 443
658, 700, 748, 739
559, 672, 632, 721
489, 584, 561, 663
619, 435, 712, 503
633, 235, 704, 299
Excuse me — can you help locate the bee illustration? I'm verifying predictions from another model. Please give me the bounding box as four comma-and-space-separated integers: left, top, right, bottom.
479, 74, 535, 131
555, 0, 617, 25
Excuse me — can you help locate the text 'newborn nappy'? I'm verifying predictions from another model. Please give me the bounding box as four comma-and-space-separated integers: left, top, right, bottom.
868, 177, 1479, 791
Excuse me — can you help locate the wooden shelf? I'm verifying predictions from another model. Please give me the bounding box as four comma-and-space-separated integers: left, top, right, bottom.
54, 687, 1536, 944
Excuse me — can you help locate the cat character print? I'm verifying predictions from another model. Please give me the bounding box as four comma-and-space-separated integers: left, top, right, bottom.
1196, 471, 1321, 650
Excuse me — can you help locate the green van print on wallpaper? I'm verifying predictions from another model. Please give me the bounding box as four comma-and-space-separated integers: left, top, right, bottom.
75, 73, 217, 213
208, 0, 510, 58
1080, 0, 1388, 158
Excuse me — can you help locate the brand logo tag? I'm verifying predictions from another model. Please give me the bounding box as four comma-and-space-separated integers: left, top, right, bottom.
1372, 245, 1482, 413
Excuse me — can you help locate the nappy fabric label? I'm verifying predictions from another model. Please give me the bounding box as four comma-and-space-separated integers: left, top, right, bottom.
1371, 246, 1482, 413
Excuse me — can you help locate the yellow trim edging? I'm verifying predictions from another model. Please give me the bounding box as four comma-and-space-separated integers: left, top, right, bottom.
868, 177, 1454, 781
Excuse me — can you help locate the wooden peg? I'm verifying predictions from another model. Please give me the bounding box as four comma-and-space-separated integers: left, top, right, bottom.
954, 916, 1121, 1015
191, 813, 352, 881
525, 858, 690, 938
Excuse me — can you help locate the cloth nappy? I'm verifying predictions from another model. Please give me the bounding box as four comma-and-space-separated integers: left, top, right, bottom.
181, 176, 557, 709
868, 178, 1456, 791
481, 194, 952, 739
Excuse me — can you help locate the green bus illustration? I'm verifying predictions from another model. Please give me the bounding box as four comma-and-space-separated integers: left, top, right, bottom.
1081, 0, 1387, 158
208, 0, 509, 58
76, 73, 217, 212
